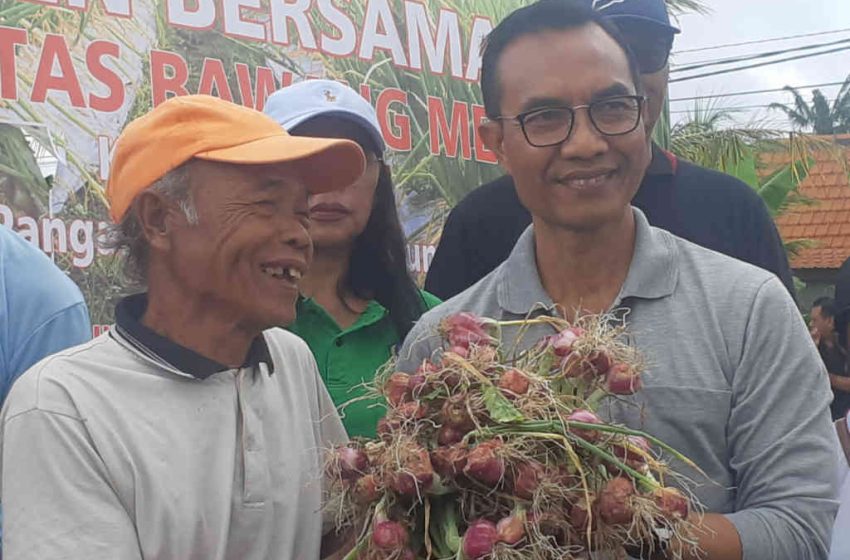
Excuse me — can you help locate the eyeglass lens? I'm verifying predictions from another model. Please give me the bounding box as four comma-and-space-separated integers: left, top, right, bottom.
520, 97, 642, 147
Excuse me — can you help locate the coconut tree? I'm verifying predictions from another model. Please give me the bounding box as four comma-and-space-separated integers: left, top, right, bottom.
768, 75, 850, 135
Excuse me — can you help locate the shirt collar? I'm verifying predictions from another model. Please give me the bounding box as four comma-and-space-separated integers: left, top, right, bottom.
646, 143, 675, 177
297, 296, 388, 331
497, 227, 554, 316
616, 208, 679, 302
497, 208, 678, 316
114, 293, 274, 379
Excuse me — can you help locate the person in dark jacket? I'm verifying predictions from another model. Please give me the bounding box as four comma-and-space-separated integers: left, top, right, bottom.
810, 296, 849, 420
424, 0, 795, 301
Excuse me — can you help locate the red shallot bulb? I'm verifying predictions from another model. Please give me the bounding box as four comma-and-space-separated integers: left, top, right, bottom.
464, 441, 505, 487
606, 363, 642, 395
371, 520, 409, 550
498, 369, 530, 397
462, 519, 498, 559
597, 477, 635, 525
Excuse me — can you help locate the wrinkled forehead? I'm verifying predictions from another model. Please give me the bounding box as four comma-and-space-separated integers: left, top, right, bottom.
190, 159, 307, 200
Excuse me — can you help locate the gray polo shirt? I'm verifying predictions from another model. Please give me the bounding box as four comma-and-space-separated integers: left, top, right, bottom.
399, 209, 838, 560
0, 296, 347, 560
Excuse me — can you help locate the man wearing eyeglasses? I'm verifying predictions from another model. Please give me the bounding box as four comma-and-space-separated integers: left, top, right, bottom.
398, 1, 837, 559
424, 0, 795, 302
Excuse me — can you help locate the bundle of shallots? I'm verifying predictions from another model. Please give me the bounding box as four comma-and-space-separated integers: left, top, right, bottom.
324, 313, 702, 560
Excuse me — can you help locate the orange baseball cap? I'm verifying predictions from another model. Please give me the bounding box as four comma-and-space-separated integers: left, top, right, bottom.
106, 94, 366, 222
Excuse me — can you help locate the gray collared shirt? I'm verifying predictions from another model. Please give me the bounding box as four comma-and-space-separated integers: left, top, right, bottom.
1, 327, 347, 560
399, 209, 838, 560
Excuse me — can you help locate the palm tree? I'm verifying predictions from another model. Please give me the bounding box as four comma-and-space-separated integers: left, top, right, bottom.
769, 75, 850, 135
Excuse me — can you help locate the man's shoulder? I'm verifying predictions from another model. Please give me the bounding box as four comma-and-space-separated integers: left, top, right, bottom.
0, 225, 86, 301
263, 327, 324, 388
264, 327, 314, 360
674, 159, 763, 204
0, 226, 87, 324
426, 267, 504, 319
400, 271, 504, 371
2, 334, 119, 421
409, 267, 505, 349
664, 226, 780, 295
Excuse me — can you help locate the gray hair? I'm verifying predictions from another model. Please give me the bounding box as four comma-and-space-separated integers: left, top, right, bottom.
107, 161, 198, 286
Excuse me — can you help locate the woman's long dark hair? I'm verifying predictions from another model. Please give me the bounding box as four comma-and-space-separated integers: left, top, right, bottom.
347, 162, 427, 340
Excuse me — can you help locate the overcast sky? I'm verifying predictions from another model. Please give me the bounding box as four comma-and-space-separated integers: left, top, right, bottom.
667, 0, 850, 128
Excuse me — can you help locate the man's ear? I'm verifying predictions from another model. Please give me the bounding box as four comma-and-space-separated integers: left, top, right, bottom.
479, 119, 511, 173
135, 190, 180, 252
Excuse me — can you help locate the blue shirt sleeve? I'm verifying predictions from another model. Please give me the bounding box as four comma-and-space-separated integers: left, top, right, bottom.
2, 301, 91, 403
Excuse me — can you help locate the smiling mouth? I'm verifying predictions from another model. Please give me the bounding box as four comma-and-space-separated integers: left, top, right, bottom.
260, 265, 302, 283
556, 170, 616, 189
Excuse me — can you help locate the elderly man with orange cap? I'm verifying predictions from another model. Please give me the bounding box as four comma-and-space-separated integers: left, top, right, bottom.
0, 95, 365, 560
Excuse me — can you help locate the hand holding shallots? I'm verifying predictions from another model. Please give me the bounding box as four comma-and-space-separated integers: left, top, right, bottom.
323, 313, 703, 560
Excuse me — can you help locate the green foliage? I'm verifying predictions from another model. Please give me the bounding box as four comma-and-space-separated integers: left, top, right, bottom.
756, 157, 813, 217
482, 385, 524, 423
769, 75, 850, 135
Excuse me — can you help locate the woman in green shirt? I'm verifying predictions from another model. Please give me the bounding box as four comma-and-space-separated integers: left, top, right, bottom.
264, 80, 440, 438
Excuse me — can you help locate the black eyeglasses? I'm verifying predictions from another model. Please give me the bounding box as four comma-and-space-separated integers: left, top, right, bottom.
492, 95, 646, 148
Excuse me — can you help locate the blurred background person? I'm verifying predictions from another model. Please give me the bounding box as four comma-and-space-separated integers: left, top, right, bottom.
0, 223, 91, 403
0, 222, 92, 556
810, 297, 849, 420
265, 80, 440, 438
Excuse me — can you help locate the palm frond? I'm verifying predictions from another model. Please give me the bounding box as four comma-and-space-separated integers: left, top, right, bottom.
784, 238, 818, 259
832, 75, 850, 113
768, 103, 809, 130
665, 0, 710, 16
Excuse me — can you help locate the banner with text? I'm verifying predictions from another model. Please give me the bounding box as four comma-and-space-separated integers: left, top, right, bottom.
0, 0, 525, 328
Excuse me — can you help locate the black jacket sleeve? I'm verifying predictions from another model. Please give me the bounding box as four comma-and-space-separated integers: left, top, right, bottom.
669, 160, 798, 300
424, 176, 532, 300
423, 201, 475, 300
744, 197, 798, 300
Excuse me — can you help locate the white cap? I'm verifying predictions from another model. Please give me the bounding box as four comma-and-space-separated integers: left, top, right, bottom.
264, 79, 385, 153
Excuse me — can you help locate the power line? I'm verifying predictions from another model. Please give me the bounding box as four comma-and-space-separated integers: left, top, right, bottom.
670, 45, 850, 83
669, 104, 783, 114
669, 96, 847, 115
669, 81, 849, 103
674, 27, 850, 54
671, 36, 850, 74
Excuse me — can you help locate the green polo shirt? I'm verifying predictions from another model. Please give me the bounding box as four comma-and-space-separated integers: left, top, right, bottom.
287, 291, 440, 438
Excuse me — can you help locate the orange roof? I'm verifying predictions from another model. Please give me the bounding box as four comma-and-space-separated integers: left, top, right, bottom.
773, 135, 850, 270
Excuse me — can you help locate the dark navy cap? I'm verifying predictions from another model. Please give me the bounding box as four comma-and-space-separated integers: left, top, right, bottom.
591, 0, 681, 34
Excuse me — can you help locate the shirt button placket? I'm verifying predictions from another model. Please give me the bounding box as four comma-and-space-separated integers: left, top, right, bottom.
237, 366, 269, 506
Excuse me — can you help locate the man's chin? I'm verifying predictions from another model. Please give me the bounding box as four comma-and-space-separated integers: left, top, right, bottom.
252, 302, 297, 330
536, 208, 627, 233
